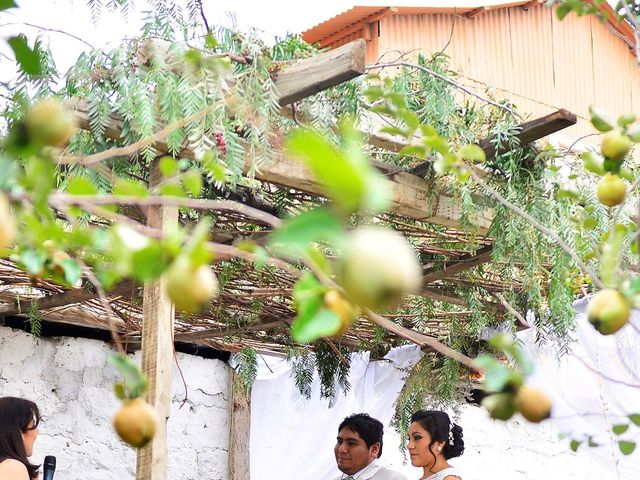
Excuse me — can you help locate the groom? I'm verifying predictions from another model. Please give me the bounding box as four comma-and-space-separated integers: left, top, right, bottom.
332, 413, 407, 480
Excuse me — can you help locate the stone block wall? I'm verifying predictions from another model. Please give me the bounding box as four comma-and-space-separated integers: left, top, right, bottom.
0, 326, 231, 480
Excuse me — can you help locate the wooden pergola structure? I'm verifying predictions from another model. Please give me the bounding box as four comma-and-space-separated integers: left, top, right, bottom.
0, 39, 577, 479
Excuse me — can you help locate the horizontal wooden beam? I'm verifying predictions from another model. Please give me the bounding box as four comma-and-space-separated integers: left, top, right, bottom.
0, 281, 135, 317
275, 39, 366, 106
422, 245, 493, 285
409, 109, 577, 177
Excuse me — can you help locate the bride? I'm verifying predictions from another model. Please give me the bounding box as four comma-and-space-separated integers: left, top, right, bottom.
407, 410, 464, 480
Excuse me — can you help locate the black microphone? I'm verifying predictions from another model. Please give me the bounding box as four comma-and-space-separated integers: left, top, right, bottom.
43, 455, 56, 480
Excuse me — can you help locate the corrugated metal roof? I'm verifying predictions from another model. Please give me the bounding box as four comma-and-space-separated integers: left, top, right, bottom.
301, 1, 636, 48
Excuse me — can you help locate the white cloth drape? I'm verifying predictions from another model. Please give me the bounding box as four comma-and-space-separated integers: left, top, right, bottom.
250, 297, 640, 480
249, 345, 422, 480
520, 297, 640, 480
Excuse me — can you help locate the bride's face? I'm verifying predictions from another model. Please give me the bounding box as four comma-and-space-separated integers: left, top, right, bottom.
407, 421, 443, 469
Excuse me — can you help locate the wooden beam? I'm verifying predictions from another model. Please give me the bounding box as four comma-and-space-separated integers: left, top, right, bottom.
319, 8, 397, 48
246, 152, 493, 232
274, 39, 366, 106
422, 245, 493, 285
0, 281, 135, 317
136, 158, 178, 480
229, 372, 251, 480
409, 109, 577, 177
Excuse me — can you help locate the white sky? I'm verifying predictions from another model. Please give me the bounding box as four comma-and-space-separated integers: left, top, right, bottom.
0, 0, 622, 82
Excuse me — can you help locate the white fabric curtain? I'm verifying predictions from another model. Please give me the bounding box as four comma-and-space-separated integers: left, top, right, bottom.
520, 297, 640, 480
250, 297, 640, 480
250, 345, 423, 480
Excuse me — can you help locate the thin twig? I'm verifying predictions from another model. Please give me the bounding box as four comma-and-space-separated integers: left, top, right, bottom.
573, 353, 640, 389
366, 61, 523, 121
496, 293, 530, 328
469, 169, 604, 289
58, 103, 219, 166
0, 22, 95, 49
50, 193, 282, 227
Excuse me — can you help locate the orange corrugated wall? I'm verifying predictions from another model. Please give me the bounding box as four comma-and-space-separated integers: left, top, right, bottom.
375, 3, 640, 149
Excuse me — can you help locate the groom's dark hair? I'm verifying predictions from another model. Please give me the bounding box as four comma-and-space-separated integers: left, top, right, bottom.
338, 413, 384, 457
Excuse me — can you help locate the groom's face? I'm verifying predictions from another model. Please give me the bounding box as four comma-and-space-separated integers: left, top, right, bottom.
334, 427, 379, 475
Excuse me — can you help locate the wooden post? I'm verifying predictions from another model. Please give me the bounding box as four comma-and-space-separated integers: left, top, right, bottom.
229, 372, 251, 480
136, 158, 178, 480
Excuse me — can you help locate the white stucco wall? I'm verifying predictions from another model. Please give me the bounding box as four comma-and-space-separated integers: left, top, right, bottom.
0, 326, 231, 480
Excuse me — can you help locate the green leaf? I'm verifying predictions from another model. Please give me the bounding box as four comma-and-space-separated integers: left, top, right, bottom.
131, 244, 168, 282
182, 169, 202, 197
569, 440, 581, 452
627, 124, 640, 143
556, 4, 573, 20
379, 126, 408, 138
363, 86, 384, 102
618, 113, 636, 128
612, 424, 629, 435
0, 0, 17, 11
589, 106, 615, 132
423, 135, 450, 155
398, 145, 426, 157
204, 33, 218, 49
397, 109, 420, 132
618, 440, 636, 455
8, 35, 42, 76
286, 129, 366, 214
20, 250, 46, 275
600, 223, 626, 288
108, 353, 148, 399
581, 151, 605, 176
475, 354, 518, 393
66, 176, 98, 195
159, 183, 185, 197
458, 144, 486, 163
292, 307, 342, 343
268, 207, 343, 256
114, 383, 127, 400
629, 414, 640, 426
60, 258, 81, 286
113, 179, 148, 197
159, 156, 179, 177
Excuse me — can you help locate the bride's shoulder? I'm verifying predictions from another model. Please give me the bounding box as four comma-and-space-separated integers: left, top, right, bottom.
0, 458, 29, 477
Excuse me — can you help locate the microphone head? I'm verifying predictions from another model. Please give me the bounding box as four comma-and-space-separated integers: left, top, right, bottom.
44, 455, 56, 469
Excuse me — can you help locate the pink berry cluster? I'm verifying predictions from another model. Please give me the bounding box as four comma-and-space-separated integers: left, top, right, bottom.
215, 130, 227, 155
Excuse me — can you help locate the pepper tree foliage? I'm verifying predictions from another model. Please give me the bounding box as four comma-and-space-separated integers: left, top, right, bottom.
2, 0, 637, 432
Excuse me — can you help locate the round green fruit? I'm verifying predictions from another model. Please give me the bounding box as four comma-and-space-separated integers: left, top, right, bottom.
165, 258, 219, 313
514, 386, 552, 423
25, 98, 77, 147
338, 227, 422, 311
600, 131, 631, 162
596, 173, 626, 207
482, 393, 516, 421
113, 398, 157, 449
587, 289, 630, 335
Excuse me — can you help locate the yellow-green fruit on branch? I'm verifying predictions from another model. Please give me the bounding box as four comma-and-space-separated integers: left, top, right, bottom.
324, 289, 359, 337
25, 98, 78, 147
113, 398, 157, 448
482, 393, 516, 421
596, 173, 626, 207
338, 227, 422, 311
587, 289, 631, 335
514, 386, 552, 423
600, 131, 632, 162
165, 257, 219, 313
0, 193, 16, 250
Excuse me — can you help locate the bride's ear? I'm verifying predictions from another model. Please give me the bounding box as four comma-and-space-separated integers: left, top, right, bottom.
435, 440, 446, 453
